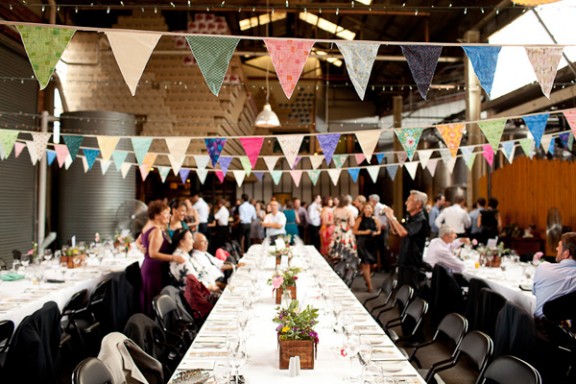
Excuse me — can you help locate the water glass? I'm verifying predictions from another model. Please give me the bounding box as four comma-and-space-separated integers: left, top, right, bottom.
213, 361, 231, 384
358, 344, 373, 366
43, 249, 53, 263
362, 364, 385, 384
21, 254, 30, 269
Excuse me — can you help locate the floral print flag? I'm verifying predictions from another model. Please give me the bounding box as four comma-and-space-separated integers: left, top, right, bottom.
394, 128, 423, 161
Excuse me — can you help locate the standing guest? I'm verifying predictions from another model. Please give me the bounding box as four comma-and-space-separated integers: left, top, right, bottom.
478, 197, 502, 244
423, 225, 468, 274
183, 198, 200, 234
238, 193, 257, 253
214, 198, 230, 243
139, 200, 185, 317
429, 194, 445, 238
332, 196, 340, 211
319, 196, 335, 257
468, 197, 486, 241
167, 200, 189, 238
369, 194, 390, 272
329, 195, 357, 264
262, 201, 287, 243
283, 200, 300, 244
533, 232, 576, 318
434, 195, 471, 236
346, 195, 359, 219
191, 192, 210, 236
354, 203, 381, 292
250, 201, 266, 245
293, 198, 308, 241
308, 195, 322, 251
384, 190, 430, 289
354, 195, 367, 211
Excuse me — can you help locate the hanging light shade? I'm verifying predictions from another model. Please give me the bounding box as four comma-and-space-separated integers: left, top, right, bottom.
255, 102, 280, 128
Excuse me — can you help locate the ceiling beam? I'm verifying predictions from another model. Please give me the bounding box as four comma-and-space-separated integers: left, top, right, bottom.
492, 84, 576, 118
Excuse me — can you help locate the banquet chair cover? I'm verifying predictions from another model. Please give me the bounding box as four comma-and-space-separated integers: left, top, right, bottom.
464, 278, 490, 330
430, 264, 466, 327
476, 288, 507, 339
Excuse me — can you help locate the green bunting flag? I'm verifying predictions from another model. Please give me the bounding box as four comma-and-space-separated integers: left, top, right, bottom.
63, 135, 83, 161
0, 129, 19, 159
307, 170, 321, 186
394, 128, 423, 161
478, 119, 506, 152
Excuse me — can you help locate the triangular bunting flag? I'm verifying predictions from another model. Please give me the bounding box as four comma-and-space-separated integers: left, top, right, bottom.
112, 150, 128, 171
367, 165, 381, 182
559, 133, 570, 149
83, 148, 100, 171
404, 161, 419, 180
395, 128, 423, 160
540, 135, 554, 154
277, 135, 304, 168
336, 42, 380, 100
354, 153, 365, 165
131, 137, 153, 166
81, 156, 89, 173
165, 137, 190, 174
25, 141, 38, 165
317, 133, 340, 165
501, 141, 516, 164
205, 138, 227, 167
417, 149, 434, 169
460, 146, 476, 171
218, 156, 233, 174
291, 156, 302, 169
100, 159, 112, 175
375, 153, 385, 164
478, 119, 506, 151
290, 170, 303, 187
355, 130, 380, 163
17, 25, 75, 89
105, 31, 161, 96
46, 149, 56, 166
525, 47, 563, 99
215, 170, 225, 183
563, 109, 576, 137
254, 171, 264, 182
263, 156, 280, 172
439, 147, 452, 165
139, 165, 151, 181
240, 156, 252, 177
196, 169, 208, 184
307, 170, 321, 186
569, 133, 574, 149
158, 166, 171, 183
519, 138, 536, 159
54, 144, 69, 168
239, 137, 264, 168
120, 163, 132, 179
348, 168, 360, 183
524, 113, 549, 149
309, 154, 324, 170
482, 144, 495, 167
193, 154, 210, 170
179, 169, 191, 185
437, 123, 465, 157
97, 136, 120, 161
446, 157, 458, 174
0, 129, 19, 159
14, 142, 25, 158
400, 45, 443, 99
63, 135, 83, 161
327, 169, 341, 186
30, 132, 51, 161
332, 154, 348, 169
427, 158, 439, 177
185, 36, 240, 96
271, 170, 283, 185
168, 154, 185, 175
397, 152, 408, 166
64, 154, 73, 169
264, 39, 315, 99
139, 153, 157, 181
462, 46, 501, 97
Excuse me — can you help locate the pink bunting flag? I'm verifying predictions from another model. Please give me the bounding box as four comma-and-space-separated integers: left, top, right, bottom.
290, 170, 303, 187
436, 123, 465, 157
14, 142, 25, 158
525, 47, 563, 99
54, 144, 69, 168
563, 109, 576, 137
264, 39, 315, 99
239, 137, 264, 168
482, 144, 495, 167
354, 153, 365, 165
215, 170, 225, 183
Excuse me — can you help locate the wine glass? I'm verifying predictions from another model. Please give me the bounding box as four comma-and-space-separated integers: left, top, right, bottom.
43, 249, 53, 263
362, 363, 384, 384
20, 254, 30, 269
230, 342, 247, 384
358, 344, 373, 366
344, 332, 361, 382
213, 361, 231, 384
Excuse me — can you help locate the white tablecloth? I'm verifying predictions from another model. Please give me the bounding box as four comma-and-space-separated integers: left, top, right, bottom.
172, 245, 424, 384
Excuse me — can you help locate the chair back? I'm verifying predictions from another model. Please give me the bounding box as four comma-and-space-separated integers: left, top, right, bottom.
437, 313, 468, 351
402, 298, 429, 337
381, 276, 397, 304
153, 295, 180, 331
459, 330, 493, 374
479, 355, 542, 384
0, 320, 14, 354
395, 284, 414, 315
62, 289, 89, 316
72, 357, 113, 384
160, 285, 195, 324
477, 288, 507, 338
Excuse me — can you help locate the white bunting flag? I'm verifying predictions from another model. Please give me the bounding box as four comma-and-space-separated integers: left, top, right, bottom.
418, 149, 434, 169
309, 154, 324, 169
525, 47, 564, 99
30, 132, 51, 162
233, 170, 246, 187
355, 130, 380, 162
277, 135, 304, 168
290, 170, 303, 187
25, 141, 38, 165
367, 165, 380, 183
446, 157, 458, 174
196, 169, 208, 184
540, 134, 554, 153
193, 154, 210, 170
336, 42, 380, 100
427, 158, 439, 177
100, 159, 112, 175
405, 161, 419, 180
263, 156, 281, 172
328, 169, 341, 186
81, 156, 89, 173
97, 136, 120, 161
120, 162, 132, 178
65, 154, 73, 170
165, 137, 190, 174
158, 166, 171, 183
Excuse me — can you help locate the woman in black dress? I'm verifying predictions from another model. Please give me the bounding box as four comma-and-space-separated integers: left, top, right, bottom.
478, 197, 502, 245
353, 203, 381, 292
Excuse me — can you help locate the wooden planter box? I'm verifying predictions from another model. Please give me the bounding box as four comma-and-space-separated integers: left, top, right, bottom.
275, 285, 297, 305
275, 255, 282, 265
278, 339, 315, 369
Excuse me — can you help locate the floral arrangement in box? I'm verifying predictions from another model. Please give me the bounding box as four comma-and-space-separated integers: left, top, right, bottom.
268, 266, 301, 291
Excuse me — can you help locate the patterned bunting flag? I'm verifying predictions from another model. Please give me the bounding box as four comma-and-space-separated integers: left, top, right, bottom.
290, 170, 303, 187
328, 169, 341, 186
186, 36, 240, 96
14, 142, 25, 158
336, 42, 380, 100
460, 146, 476, 171
179, 169, 191, 184
307, 170, 321, 186
17, 26, 75, 90
479, 119, 506, 151
523, 113, 549, 148
193, 155, 210, 170
233, 170, 246, 187
112, 150, 128, 171
218, 156, 233, 174
158, 166, 171, 183
291, 156, 302, 169
239, 137, 264, 168
501, 141, 516, 164
254, 171, 264, 182
559, 133, 570, 149
131, 137, 153, 166
354, 153, 365, 165
196, 169, 208, 184
277, 135, 304, 168
63, 135, 83, 161
264, 39, 315, 99
106, 31, 161, 96
540, 135, 554, 154
375, 153, 385, 164
563, 109, 576, 137
437, 123, 465, 157
525, 47, 563, 99
355, 130, 380, 162
120, 163, 132, 179
271, 170, 283, 185
100, 159, 112, 175
462, 46, 502, 98
205, 138, 227, 167
0, 129, 19, 159
240, 156, 252, 177
46, 150, 56, 166
97, 136, 120, 162
417, 149, 434, 169
309, 154, 324, 170
427, 158, 439, 177
332, 154, 348, 169
404, 162, 419, 180
400, 46, 443, 100
215, 170, 225, 183
519, 138, 535, 159
397, 152, 408, 166
348, 168, 360, 183
30, 132, 51, 161
83, 148, 100, 171
263, 156, 280, 172
54, 144, 69, 168
482, 144, 495, 167
317, 133, 340, 165
394, 128, 423, 160
367, 165, 381, 182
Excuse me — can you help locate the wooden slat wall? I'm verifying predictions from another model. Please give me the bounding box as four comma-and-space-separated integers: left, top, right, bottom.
478, 157, 576, 254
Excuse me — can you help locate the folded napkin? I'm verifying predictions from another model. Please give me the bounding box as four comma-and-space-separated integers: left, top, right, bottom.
0, 272, 25, 281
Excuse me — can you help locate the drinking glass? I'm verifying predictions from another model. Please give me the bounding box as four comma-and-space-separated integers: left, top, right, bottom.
362, 364, 385, 384
43, 249, 53, 263
213, 361, 231, 384
230, 342, 247, 384
20, 254, 30, 269
344, 332, 361, 382
358, 344, 373, 366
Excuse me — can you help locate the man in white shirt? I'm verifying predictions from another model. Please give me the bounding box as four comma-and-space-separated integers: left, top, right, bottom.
192, 232, 235, 287
307, 195, 322, 251
214, 198, 230, 242
369, 194, 390, 272
238, 193, 257, 253
434, 195, 471, 236
192, 192, 210, 236
263, 200, 287, 242
424, 224, 468, 273
346, 195, 359, 219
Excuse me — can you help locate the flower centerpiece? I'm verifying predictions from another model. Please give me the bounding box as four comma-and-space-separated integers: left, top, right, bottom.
273, 300, 319, 369
268, 267, 301, 304
269, 242, 291, 265
26, 242, 38, 263
114, 232, 134, 254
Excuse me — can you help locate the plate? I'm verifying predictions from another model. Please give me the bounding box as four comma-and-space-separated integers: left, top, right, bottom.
378, 361, 406, 373
170, 369, 210, 384
519, 283, 533, 291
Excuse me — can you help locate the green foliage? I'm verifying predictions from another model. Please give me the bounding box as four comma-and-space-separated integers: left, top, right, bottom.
273, 300, 319, 343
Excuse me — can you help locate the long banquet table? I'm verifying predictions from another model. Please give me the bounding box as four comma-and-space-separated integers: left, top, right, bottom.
171, 245, 425, 383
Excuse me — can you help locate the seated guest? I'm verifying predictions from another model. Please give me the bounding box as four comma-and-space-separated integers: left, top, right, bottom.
192, 232, 235, 287
262, 200, 287, 243
169, 228, 220, 293
533, 232, 576, 318
424, 224, 468, 273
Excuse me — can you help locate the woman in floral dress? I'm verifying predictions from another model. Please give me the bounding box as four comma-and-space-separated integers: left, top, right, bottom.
319, 195, 334, 257
329, 195, 357, 264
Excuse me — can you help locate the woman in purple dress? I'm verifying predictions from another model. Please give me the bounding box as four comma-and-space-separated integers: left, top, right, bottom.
139, 200, 186, 317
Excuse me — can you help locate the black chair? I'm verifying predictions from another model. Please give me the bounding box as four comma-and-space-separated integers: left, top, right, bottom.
384, 297, 429, 344
61, 289, 101, 352
409, 312, 468, 368
152, 294, 195, 347
465, 278, 490, 330
424, 330, 493, 384
362, 274, 397, 314
0, 320, 14, 354
430, 264, 466, 327
478, 355, 542, 384
71, 357, 113, 384
374, 284, 414, 327
476, 288, 507, 339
